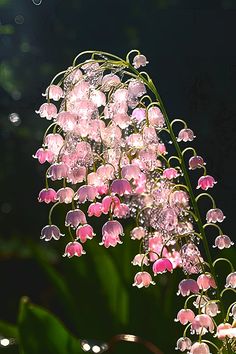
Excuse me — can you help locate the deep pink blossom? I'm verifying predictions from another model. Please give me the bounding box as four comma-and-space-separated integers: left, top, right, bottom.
76, 224, 95, 243
197, 175, 217, 190
63, 241, 85, 258
88, 202, 103, 217
152, 258, 173, 275
38, 188, 57, 203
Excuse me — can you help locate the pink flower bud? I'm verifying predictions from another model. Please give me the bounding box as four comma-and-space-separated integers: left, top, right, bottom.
63, 241, 85, 258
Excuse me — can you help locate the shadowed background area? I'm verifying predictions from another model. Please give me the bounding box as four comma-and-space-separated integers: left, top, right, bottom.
0, 1, 236, 353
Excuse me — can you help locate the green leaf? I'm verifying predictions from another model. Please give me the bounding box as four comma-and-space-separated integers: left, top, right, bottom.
18, 297, 83, 354
0, 320, 18, 339
87, 241, 129, 325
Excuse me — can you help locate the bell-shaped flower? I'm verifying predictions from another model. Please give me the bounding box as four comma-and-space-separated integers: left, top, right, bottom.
40, 225, 64, 241
197, 273, 216, 291
130, 227, 146, 240
152, 258, 173, 275
111, 179, 132, 196
175, 337, 192, 352
131, 254, 149, 267
225, 272, 236, 288
177, 279, 199, 296
47, 162, 69, 181
35, 103, 57, 120
76, 224, 95, 243
43, 84, 64, 101
206, 208, 225, 223
213, 235, 234, 249
88, 202, 103, 217
177, 128, 195, 142
175, 309, 195, 325
56, 187, 74, 204
189, 155, 205, 170
44, 133, 64, 155
38, 188, 57, 203
132, 271, 155, 288
65, 209, 87, 228
191, 314, 214, 335
75, 185, 98, 203
147, 106, 164, 127
100, 220, 123, 248
132, 54, 149, 69
190, 342, 210, 354
163, 167, 179, 180
197, 175, 217, 190
63, 241, 85, 258
33, 148, 54, 164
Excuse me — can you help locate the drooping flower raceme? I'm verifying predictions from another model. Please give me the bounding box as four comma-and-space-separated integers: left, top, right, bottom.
34, 50, 235, 353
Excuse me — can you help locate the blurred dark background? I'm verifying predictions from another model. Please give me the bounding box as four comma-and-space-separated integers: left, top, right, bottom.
0, 0, 236, 353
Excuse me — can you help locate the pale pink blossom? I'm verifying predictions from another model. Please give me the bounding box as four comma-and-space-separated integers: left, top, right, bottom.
57, 111, 77, 132
128, 79, 146, 100
40, 225, 64, 241
43, 84, 64, 101
190, 342, 210, 354
177, 279, 199, 296
148, 235, 163, 261
147, 106, 164, 127
131, 107, 146, 123
97, 164, 115, 181
225, 272, 236, 288
213, 234, 234, 249
177, 128, 195, 142
175, 337, 192, 352
142, 126, 159, 145
131, 254, 149, 267
113, 203, 130, 218
113, 88, 128, 103
175, 309, 195, 325
130, 227, 146, 240
206, 208, 225, 223
47, 163, 69, 180
121, 165, 141, 181
197, 273, 216, 291
152, 258, 173, 275
36, 103, 57, 120
203, 302, 219, 317
100, 220, 123, 248
197, 175, 217, 190
191, 314, 214, 335
216, 323, 236, 340
75, 185, 98, 203
65, 209, 87, 228
132, 54, 149, 69
67, 166, 87, 184
102, 74, 121, 91
169, 190, 189, 210
56, 187, 74, 204
163, 167, 179, 180
90, 89, 106, 107
76, 224, 95, 243
33, 148, 54, 164
63, 241, 86, 258
133, 271, 155, 288
189, 155, 205, 170
38, 188, 57, 203
44, 133, 64, 155
181, 243, 202, 275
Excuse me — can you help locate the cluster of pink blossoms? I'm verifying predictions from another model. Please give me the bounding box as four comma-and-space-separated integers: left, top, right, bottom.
34, 51, 235, 353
